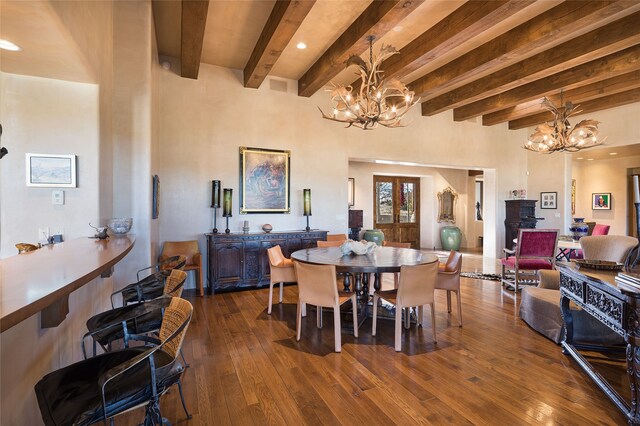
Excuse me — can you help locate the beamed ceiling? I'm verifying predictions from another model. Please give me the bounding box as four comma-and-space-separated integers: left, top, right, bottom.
153, 0, 640, 130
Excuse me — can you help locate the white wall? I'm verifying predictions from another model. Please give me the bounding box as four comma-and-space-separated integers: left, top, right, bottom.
156, 63, 530, 269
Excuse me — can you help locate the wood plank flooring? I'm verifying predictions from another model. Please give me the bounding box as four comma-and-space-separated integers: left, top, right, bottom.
121, 251, 626, 425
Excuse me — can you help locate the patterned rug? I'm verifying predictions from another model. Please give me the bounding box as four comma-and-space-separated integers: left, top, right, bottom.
460, 272, 502, 281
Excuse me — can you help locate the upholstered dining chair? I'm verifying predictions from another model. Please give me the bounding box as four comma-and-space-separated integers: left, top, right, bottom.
435, 251, 463, 327
266, 245, 302, 315
35, 297, 193, 426
111, 255, 186, 307
372, 261, 439, 351
317, 240, 344, 247
327, 234, 348, 241
293, 261, 358, 352
82, 269, 188, 358
501, 229, 559, 291
382, 241, 411, 288
160, 240, 204, 296
571, 224, 611, 259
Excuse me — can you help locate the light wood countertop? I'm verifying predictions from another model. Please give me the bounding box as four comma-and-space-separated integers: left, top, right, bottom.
0, 236, 135, 333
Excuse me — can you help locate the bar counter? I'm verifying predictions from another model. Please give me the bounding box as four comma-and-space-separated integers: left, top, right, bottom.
0, 236, 135, 333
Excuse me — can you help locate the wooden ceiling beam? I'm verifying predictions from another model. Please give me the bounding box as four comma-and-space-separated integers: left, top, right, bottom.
452, 44, 640, 121
482, 70, 640, 125
297, 0, 424, 98
180, 0, 209, 79
244, 0, 316, 89
421, 10, 640, 116
409, 1, 639, 100
509, 88, 640, 130
351, 0, 533, 88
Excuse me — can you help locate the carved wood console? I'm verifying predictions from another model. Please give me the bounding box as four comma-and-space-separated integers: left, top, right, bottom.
559, 263, 640, 424
206, 230, 327, 293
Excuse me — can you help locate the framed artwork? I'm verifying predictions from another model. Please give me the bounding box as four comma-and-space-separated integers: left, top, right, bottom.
348, 178, 355, 207
152, 175, 160, 219
592, 192, 611, 210
26, 153, 77, 187
239, 147, 290, 214
540, 191, 557, 209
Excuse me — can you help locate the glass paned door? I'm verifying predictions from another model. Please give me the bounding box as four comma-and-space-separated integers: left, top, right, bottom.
373, 176, 420, 248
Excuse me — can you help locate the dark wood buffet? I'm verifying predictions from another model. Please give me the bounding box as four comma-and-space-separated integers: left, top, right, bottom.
206, 230, 327, 293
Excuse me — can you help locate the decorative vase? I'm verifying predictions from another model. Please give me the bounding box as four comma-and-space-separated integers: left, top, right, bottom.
441, 226, 462, 251
569, 218, 589, 241
363, 229, 385, 246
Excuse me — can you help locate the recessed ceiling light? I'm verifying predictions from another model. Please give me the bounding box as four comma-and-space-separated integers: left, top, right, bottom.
0, 39, 21, 51
609, 152, 617, 155
587, 158, 594, 161
576, 157, 584, 160
393, 26, 403, 32
296, 42, 307, 50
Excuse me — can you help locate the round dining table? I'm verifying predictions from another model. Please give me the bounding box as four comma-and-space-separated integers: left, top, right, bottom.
291, 246, 439, 317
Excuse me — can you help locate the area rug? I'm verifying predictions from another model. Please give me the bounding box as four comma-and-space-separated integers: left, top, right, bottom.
461, 272, 502, 281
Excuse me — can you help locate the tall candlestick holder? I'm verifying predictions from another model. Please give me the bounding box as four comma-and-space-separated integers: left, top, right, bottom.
303, 189, 311, 231
223, 188, 233, 234
212, 180, 221, 233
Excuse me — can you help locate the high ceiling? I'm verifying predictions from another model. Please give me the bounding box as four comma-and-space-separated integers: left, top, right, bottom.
154, 0, 640, 130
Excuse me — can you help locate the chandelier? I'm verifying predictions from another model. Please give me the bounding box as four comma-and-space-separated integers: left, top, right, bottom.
524, 95, 603, 153
318, 36, 419, 130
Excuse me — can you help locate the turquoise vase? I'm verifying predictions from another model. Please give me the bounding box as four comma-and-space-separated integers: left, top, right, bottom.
441, 226, 462, 251
363, 229, 385, 246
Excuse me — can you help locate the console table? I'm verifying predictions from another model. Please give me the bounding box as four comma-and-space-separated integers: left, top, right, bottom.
558, 263, 640, 424
206, 230, 327, 293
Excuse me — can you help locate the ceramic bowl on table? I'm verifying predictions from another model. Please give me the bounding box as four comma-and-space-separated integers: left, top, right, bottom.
107, 218, 133, 235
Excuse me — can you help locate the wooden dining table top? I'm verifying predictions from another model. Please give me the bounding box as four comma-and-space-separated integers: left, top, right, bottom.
290, 246, 439, 274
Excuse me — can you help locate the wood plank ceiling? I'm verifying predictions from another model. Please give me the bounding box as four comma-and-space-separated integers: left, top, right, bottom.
152, 0, 640, 130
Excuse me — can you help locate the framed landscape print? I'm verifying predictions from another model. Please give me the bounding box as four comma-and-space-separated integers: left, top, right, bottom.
239, 147, 290, 214
26, 153, 77, 187
540, 191, 557, 209
592, 192, 611, 210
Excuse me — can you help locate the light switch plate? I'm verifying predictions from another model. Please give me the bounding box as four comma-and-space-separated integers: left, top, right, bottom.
52, 190, 64, 205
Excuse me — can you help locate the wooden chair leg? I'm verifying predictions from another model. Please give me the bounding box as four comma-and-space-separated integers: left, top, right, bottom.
296, 301, 302, 341
279, 282, 283, 303
395, 304, 403, 351
333, 305, 342, 352
456, 290, 462, 327
317, 306, 323, 329
197, 269, 204, 297
268, 282, 275, 315
446, 291, 452, 313
372, 294, 379, 336
302, 302, 307, 317
404, 307, 410, 329
430, 302, 437, 343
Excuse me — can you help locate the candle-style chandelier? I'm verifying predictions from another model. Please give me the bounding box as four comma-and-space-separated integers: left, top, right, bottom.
318, 35, 419, 130
524, 94, 604, 153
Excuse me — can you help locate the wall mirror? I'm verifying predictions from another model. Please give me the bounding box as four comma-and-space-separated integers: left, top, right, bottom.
437, 186, 458, 223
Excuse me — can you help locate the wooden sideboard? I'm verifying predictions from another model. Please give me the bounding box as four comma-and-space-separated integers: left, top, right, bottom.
206, 230, 327, 293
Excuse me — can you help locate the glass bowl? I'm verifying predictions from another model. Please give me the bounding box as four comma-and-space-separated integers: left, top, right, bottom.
107, 218, 133, 234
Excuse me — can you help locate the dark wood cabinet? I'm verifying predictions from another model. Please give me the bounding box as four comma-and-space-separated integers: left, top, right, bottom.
504, 200, 540, 249
206, 230, 327, 293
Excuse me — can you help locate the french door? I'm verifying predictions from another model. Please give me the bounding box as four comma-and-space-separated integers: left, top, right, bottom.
373, 175, 420, 248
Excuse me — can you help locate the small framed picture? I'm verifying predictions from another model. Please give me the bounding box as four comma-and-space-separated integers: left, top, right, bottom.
540, 191, 557, 209
592, 192, 611, 210
26, 153, 77, 187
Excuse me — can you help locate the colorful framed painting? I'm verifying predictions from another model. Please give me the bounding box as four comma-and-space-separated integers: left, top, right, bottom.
540, 191, 557, 209
592, 192, 611, 210
239, 147, 290, 214
26, 153, 77, 187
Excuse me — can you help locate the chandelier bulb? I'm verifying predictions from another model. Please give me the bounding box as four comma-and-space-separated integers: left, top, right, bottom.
391, 106, 397, 113
346, 94, 351, 102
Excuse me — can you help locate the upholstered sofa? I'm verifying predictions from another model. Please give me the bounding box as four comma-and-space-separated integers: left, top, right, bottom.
519, 235, 638, 344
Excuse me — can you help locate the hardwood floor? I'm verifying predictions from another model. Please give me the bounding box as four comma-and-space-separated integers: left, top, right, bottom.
122, 251, 626, 425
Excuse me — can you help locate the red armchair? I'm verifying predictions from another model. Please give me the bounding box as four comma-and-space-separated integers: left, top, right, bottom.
501, 229, 559, 291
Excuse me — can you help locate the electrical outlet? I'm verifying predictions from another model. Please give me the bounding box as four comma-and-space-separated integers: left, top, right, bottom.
52, 190, 64, 205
